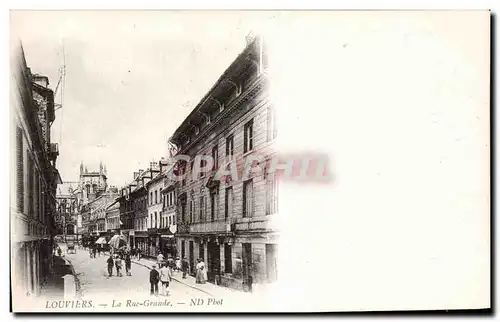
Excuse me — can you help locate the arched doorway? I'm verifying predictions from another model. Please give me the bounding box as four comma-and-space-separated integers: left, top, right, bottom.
66, 224, 75, 235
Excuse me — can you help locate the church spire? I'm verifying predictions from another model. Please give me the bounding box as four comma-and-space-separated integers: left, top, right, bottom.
100, 160, 103, 173
80, 161, 84, 175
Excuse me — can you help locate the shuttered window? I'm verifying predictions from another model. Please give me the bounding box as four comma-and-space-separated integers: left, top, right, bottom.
267, 106, 277, 142
199, 196, 205, 221
27, 154, 33, 217
244, 120, 254, 153
225, 187, 233, 219
243, 179, 254, 217
266, 174, 279, 215
16, 127, 24, 213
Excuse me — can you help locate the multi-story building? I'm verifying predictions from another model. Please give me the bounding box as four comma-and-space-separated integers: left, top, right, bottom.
117, 166, 158, 251
83, 189, 119, 236
168, 35, 279, 291
105, 200, 120, 234
146, 160, 176, 258
11, 42, 62, 300
159, 165, 177, 258
55, 182, 79, 238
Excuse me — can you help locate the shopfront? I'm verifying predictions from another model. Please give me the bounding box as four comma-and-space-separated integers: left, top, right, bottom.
158, 227, 177, 258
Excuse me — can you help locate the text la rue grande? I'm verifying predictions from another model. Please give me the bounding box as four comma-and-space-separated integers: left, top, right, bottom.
111, 298, 223, 308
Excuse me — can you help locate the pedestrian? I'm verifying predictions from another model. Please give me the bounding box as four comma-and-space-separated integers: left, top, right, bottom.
200, 258, 208, 283
195, 258, 206, 284
115, 255, 123, 277
125, 252, 132, 276
159, 263, 172, 296
89, 247, 93, 258
181, 257, 189, 279
92, 246, 97, 258
157, 252, 164, 267
149, 265, 160, 296
137, 248, 142, 261
167, 256, 175, 270
107, 255, 114, 277
175, 257, 181, 272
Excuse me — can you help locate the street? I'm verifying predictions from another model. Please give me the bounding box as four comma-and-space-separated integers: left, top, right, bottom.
62, 244, 208, 303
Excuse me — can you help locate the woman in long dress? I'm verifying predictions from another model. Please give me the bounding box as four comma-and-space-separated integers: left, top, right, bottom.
195, 259, 204, 284
200, 258, 207, 283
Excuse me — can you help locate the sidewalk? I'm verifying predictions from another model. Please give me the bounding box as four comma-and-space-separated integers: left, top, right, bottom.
131, 257, 246, 298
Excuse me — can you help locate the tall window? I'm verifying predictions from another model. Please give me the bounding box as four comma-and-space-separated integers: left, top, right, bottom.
190, 161, 195, 181
225, 187, 233, 219
210, 188, 218, 221
226, 135, 234, 159
199, 195, 205, 221
16, 127, 24, 212
267, 106, 277, 142
224, 244, 233, 273
212, 145, 219, 171
266, 174, 279, 215
155, 190, 158, 204
150, 192, 153, 205
181, 201, 186, 222
190, 199, 194, 223
244, 120, 254, 153
243, 179, 254, 218
200, 158, 206, 178
27, 155, 33, 217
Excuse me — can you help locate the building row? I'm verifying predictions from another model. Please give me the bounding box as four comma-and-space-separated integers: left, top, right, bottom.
58, 34, 279, 291
114, 35, 279, 290
11, 42, 62, 300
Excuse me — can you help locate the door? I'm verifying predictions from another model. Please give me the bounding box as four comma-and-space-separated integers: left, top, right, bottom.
189, 241, 194, 275
242, 243, 252, 281
266, 244, 278, 282
207, 242, 221, 283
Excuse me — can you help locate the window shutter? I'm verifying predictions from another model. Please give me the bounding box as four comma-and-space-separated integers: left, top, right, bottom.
16, 127, 24, 213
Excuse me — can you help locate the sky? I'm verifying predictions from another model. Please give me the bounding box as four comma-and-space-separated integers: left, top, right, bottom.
11, 10, 275, 187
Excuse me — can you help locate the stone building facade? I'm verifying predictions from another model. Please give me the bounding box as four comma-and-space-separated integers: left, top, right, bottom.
11, 42, 62, 301
169, 36, 279, 291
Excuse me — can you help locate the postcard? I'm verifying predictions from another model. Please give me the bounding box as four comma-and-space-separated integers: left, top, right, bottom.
9, 10, 490, 312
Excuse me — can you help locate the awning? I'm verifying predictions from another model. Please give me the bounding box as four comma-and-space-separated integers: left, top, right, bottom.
95, 237, 107, 244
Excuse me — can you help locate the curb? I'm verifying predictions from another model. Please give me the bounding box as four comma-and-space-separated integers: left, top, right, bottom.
131, 260, 213, 296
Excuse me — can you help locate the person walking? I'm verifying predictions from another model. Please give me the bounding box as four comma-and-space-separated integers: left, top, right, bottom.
107, 255, 114, 277
115, 255, 123, 277
149, 265, 160, 296
195, 258, 206, 284
181, 257, 189, 279
175, 257, 181, 272
92, 245, 97, 258
125, 252, 132, 276
200, 258, 208, 283
167, 256, 175, 271
137, 248, 142, 261
157, 252, 164, 267
159, 263, 172, 296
